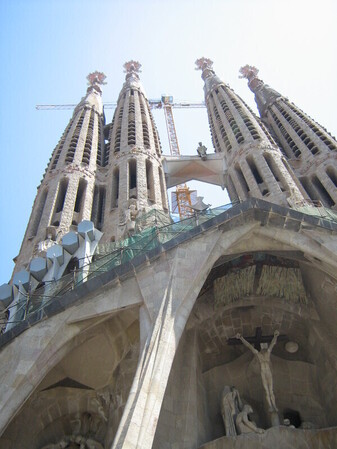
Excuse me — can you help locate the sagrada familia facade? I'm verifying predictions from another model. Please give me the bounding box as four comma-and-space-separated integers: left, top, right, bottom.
0, 58, 336, 449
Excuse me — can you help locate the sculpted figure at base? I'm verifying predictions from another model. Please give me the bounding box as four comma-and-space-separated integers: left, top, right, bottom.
221, 386, 243, 436
236, 331, 279, 412
236, 405, 265, 435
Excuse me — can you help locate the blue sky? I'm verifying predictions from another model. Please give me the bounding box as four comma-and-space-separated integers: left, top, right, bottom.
1, 0, 337, 281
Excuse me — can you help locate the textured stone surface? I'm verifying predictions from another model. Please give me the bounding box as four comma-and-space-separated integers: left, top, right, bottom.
199, 426, 337, 449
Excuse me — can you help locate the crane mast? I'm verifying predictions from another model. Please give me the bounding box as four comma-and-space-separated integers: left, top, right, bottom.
161, 96, 194, 219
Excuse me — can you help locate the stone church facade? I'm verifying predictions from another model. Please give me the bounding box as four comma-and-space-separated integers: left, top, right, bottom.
0, 59, 336, 449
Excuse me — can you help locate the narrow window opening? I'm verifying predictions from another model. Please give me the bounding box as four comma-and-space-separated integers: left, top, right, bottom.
74, 179, 86, 213
312, 175, 335, 207
111, 167, 120, 208
97, 187, 106, 230
235, 164, 249, 196
299, 177, 318, 202
263, 153, 287, 192
91, 186, 106, 230
326, 167, 337, 187
246, 156, 264, 184
146, 159, 155, 202
129, 159, 137, 199
55, 179, 69, 213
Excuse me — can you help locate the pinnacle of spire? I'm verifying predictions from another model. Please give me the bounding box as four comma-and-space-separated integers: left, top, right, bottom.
87, 71, 107, 86
239, 65, 281, 117
123, 60, 142, 81
239, 64, 264, 92
195, 57, 215, 80
73, 73, 104, 116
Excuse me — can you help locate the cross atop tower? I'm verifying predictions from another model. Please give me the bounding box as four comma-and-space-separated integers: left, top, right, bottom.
195, 57, 214, 72
123, 60, 142, 74
86, 71, 107, 86
239, 65, 259, 81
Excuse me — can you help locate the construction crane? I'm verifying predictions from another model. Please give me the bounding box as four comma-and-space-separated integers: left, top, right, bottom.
160, 96, 196, 219
36, 98, 205, 219
36, 100, 205, 110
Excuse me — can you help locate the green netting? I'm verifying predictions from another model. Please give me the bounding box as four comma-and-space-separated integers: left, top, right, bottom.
294, 205, 337, 223
5, 201, 336, 326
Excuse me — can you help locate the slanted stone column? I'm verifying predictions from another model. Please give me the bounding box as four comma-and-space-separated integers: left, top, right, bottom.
110, 224, 257, 449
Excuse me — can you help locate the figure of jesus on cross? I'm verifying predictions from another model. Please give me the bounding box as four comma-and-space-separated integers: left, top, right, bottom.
235, 330, 280, 412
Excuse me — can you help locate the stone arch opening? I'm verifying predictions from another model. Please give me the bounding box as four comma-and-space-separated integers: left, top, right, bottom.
1, 308, 140, 449
154, 250, 337, 448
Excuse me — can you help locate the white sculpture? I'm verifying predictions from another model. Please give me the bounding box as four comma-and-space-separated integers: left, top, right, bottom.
221, 386, 242, 436
236, 405, 265, 435
236, 331, 279, 412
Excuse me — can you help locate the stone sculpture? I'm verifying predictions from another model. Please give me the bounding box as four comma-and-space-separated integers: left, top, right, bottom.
236, 405, 265, 435
221, 386, 243, 436
197, 141, 207, 160
236, 331, 279, 412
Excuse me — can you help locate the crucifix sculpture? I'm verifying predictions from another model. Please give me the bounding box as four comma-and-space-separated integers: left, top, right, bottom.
228, 328, 285, 413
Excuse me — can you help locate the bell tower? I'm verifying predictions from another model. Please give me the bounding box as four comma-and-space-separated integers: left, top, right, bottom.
240, 65, 337, 208
195, 58, 306, 208
99, 61, 169, 242
14, 72, 106, 272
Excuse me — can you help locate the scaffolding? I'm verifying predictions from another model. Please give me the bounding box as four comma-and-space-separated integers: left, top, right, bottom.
162, 95, 194, 219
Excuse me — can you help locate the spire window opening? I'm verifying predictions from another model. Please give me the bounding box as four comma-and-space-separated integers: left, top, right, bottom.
82, 109, 95, 165
270, 111, 301, 158
51, 148, 62, 170
128, 93, 136, 146
97, 187, 106, 230
30, 189, 48, 237
128, 159, 137, 199
66, 110, 85, 163
312, 175, 335, 207
111, 167, 119, 208
326, 167, 337, 187
276, 103, 321, 156
299, 177, 319, 202
146, 159, 155, 202
140, 96, 151, 149
287, 102, 337, 151
159, 167, 168, 210
263, 153, 286, 192
96, 116, 104, 166
91, 186, 106, 230
51, 178, 69, 226
142, 122, 150, 148
114, 105, 124, 153
227, 94, 261, 141
234, 164, 249, 197
246, 156, 267, 196
209, 111, 222, 153
55, 179, 69, 213
74, 179, 87, 218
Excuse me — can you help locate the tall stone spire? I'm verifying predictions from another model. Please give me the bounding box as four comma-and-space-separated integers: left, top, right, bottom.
97, 61, 169, 243
14, 72, 105, 271
196, 58, 306, 207
240, 65, 337, 208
